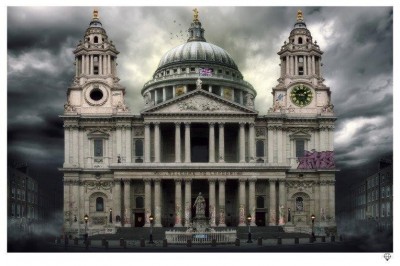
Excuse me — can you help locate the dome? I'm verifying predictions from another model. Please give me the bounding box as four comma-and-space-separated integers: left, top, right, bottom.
156, 41, 239, 72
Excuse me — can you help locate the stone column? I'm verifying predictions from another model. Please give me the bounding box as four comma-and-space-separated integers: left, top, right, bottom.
294, 55, 298, 75
218, 123, 225, 162
73, 127, 79, 165
112, 180, 122, 226
99, 55, 102, 75
218, 178, 226, 227
144, 178, 152, 227
209, 179, 216, 227
311, 55, 315, 75
81, 55, 85, 75
86, 55, 90, 74
174, 179, 182, 227
277, 127, 283, 163
144, 123, 151, 163
175, 122, 181, 163
267, 126, 274, 163
286, 55, 289, 75
90, 55, 94, 75
75, 57, 78, 76
108, 55, 112, 75
238, 178, 246, 226
184, 179, 192, 227
239, 122, 246, 163
125, 127, 132, 163
154, 178, 162, 227
304, 56, 307, 76
64, 128, 70, 165
269, 179, 277, 225
154, 122, 160, 163
123, 179, 131, 227
162, 87, 166, 102
209, 122, 215, 163
184, 122, 191, 163
278, 179, 286, 225
249, 123, 256, 162
248, 178, 256, 226
328, 180, 336, 222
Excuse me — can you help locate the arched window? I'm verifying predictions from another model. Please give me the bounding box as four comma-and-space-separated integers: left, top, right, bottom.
96, 197, 104, 212
298, 37, 303, 44
296, 197, 303, 211
136, 196, 144, 208
256, 141, 265, 157
94, 36, 99, 43
257, 196, 264, 208
135, 140, 144, 163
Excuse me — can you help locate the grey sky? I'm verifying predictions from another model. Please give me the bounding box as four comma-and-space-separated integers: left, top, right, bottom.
7, 6, 393, 198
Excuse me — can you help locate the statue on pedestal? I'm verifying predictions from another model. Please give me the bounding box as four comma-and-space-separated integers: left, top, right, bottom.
193, 192, 206, 217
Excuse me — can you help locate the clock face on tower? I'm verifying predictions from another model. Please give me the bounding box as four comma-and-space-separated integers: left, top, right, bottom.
290, 84, 313, 107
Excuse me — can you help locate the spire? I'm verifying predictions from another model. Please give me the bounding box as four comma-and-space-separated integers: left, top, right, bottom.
89, 8, 103, 28
187, 8, 206, 42
93, 8, 99, 19
193, 8, 199, 22
296, 9, 304, 22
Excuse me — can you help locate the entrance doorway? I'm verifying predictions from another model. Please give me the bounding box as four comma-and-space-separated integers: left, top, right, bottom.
256, 212, 266, 226
135, 213, 145, 227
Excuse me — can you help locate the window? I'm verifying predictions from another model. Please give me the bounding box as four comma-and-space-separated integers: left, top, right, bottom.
298, 37, 303, 44
94, 139, 103, 157
298, 66, 304, 75
94, 36, 99, 43
16, 204, 20, 218
381, 187, 385, 198
295, 140, 305, 158
181, 68, 186, 72
173, 69, 177, 73
11, 203, 15, 217
387, 186, 390, 197
16, 189, 20, 200
381, 203, 385, 217
256, 141, 265, 157
166, 70, 170, 75
96, 197, 104, 212
295, 197, 304, 211
135, 139, 144, 162
256, 196, 264, 208
387, 202, 391, 216
190, 67, 195, 72
136, 197, 144, 208
11, 187, 15, 198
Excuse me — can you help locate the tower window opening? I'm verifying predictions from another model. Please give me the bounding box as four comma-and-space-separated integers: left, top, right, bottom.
295, 197, 304, 211
295, 140, 305, 158
218, 69, 222, 74
298, 66, 304, 75
94, 66, 99, 75
298, 37, 303, 44
257, 196, 264, 208
96, 197, 104, 212
190, 67, 195, 72
94, 36, 99, 43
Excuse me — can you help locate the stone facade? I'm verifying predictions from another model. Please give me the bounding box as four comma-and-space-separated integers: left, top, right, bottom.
61, 9, 337, 236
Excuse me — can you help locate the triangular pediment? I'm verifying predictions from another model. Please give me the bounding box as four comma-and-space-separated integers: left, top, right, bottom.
142, 89, 257, 115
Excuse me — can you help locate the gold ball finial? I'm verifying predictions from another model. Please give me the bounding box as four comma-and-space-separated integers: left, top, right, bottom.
297, 9, 304, 22
193, 8, 199, 22
93, 8, 99, 19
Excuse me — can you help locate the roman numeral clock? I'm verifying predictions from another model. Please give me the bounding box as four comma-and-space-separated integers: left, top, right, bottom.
290, 84, 313, 107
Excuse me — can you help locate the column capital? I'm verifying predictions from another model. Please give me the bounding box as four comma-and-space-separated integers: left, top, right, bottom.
153, 122, 160, 126
153, 177, 161, 183
239, 122, 246, 127
209, 122, 215, 126
175, 122, 181, 126
144, 122, 151, 127
249, 122, 255, 127
143, 177, 152, 183
184, 178, 192, 184
219, 122, 225, 128
184, 122, 191, 127
208, 178, 217, 184
278, 179, 286, 184
248, 178, 257, 183
174, 178, 182, 183
239, 177, 247, 183
122, 179, 131, 184
218, 178, 226, 183
269, 178, 277, 183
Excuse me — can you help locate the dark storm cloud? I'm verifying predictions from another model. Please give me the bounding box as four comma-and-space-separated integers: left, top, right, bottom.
7, 7, 393, 200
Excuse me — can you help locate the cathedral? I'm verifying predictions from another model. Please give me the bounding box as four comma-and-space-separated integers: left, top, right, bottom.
61, 8, 337, 237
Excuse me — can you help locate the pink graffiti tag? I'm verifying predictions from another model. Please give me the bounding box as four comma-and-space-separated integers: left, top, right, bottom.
297, 150, 335, 169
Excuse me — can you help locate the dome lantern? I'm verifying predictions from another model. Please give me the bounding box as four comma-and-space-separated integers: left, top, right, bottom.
187, 8, 206, 42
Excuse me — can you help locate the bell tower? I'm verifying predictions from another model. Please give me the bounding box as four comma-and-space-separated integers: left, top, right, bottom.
269, 10, 334, 115
64, 9, 129, 115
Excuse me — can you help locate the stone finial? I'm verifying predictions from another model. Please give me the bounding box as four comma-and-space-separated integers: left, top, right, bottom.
297, 9, 304, 22
193, 8, 199, 22
93, 8, 99, 19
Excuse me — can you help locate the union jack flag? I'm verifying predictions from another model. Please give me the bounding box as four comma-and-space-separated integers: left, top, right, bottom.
199, 68, 212, 76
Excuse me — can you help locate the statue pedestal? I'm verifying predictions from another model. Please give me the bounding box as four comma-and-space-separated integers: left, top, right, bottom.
192, 215, 209, 232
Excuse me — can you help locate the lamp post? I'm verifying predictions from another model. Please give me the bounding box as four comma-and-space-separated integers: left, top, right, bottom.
149, 215, 154, 244
109, 208, 113, 223
246, 214, 253, 243
311, 214, 316, 242
84, 214, 89, 243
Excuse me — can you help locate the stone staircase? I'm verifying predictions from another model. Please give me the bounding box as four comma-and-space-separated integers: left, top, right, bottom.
90, 226, 309, 241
